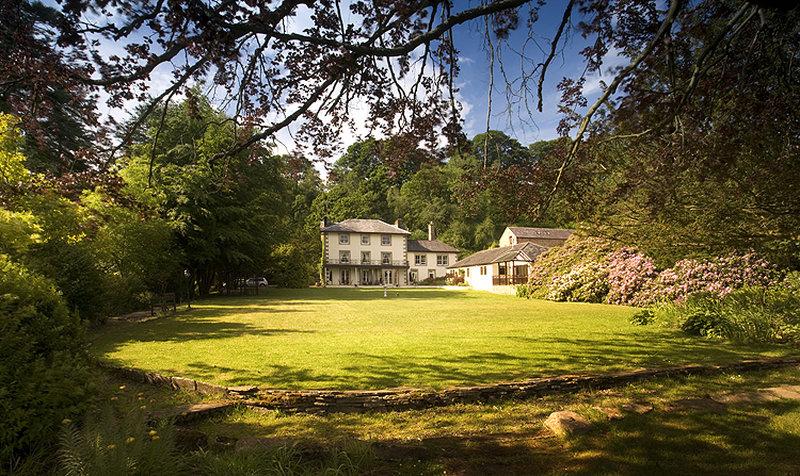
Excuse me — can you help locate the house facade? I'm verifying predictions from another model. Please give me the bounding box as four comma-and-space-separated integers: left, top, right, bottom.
499, 226, 573, 248
447, 243, 547, 291
407, 224, 459, 283
320, 219, 459, 286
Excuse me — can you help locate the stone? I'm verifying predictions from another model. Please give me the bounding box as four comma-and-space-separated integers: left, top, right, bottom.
544, 411, 591, 437
228, 385, 260, 396
170, 377, 196, 392
714, 391, 779, 404
667, 397, 726, 414
761, 386, 800, 400
174, 427, 208, 452
621, 402, 654, 414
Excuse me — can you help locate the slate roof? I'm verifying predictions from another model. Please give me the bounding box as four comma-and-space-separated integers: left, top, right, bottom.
320, 218, 411, 235
407, 240, 459, 253
507, 226, 573, 240
448, 242, 547, 268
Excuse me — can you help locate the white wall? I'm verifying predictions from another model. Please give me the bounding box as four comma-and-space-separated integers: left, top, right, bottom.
325, 232, 407, 264
409, 252, 458, 281
499, 228, 516, 246
322, 231, 408, 286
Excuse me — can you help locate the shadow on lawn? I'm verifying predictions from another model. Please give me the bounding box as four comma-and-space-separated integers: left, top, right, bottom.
200, 399, 800, 475
198, 287, 478, 305
569, 400, 800, 474
177, 332, 791, 389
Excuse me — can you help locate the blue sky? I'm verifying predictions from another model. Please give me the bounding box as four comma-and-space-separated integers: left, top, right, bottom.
450, 0, 625, 145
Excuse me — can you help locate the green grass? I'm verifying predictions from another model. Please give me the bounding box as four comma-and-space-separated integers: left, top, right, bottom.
196, 368, 800, 475
91, 288, 795, 390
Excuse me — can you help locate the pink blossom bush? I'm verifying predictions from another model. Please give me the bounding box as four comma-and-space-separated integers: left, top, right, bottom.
545, 261, 609, 303
641, 252, 781, 305
605, 248, 657, 305
526, 234, 782, 307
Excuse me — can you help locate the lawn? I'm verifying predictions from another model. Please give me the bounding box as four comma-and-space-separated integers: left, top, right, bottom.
91, 288, 794, 390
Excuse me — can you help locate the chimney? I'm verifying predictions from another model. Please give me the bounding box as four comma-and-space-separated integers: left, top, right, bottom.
394, 218, 402, 229
321, 216, 329, 228
428, 222, 436, 241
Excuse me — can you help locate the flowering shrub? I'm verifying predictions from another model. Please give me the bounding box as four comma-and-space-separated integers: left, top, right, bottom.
546, 261, 609, 303
522, 235, 784, 308
605, 247, 657, 305
526, 235, 614, 298
642, 252, 780, 305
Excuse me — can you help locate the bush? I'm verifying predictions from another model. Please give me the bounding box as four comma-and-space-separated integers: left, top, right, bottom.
680, 309, 729, 338
629, 309, 654, 326
606, 247, 657, 305
525, 235, 615, 298
0, 255, 92, 468
654, 282, 800, 344
516, 284, 531, 299
446, 274, 465, 285
545, 261, 609, 303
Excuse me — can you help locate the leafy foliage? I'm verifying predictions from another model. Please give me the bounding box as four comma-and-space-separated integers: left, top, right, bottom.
0, 255, 90, 467
653, 278, 800, 345
524, 235, 782, 307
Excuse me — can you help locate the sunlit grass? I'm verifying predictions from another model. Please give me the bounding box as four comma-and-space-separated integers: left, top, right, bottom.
91, 288, 795, 389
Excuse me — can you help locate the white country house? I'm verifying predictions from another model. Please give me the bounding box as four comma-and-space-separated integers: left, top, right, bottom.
320, 219, 459, 286
448, 226, 573, 291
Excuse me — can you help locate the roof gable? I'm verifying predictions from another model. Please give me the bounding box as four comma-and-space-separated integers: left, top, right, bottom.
448, 242, 547, 268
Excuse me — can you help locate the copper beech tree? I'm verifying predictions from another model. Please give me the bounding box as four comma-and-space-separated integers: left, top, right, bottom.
2, 0, 798, 212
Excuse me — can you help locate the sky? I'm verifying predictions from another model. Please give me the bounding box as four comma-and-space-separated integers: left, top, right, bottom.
70, 0, 629, 175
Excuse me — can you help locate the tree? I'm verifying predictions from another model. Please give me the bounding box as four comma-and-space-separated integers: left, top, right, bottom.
0, 1, 98, 173
121, 92, 292, 295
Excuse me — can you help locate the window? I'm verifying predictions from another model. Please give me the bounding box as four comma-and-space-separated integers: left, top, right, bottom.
414, 254, 427, 265
361, 234, 370, 245
339, 250, 351, 263
436, 255, 448, 266
465, 268, 470, 277
361, 251, 371, 264
381, 252, 392, 264
381, 234, 391, 246
498, 263, 507, 275
325, 269, 333, 283
428, 270, 436, 280
340, 269, 350, 285
480, 266, 487, 275
339, 233, 350, 245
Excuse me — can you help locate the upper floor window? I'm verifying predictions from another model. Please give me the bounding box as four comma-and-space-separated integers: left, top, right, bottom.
415, 254, 427, 265
339, 250, 351, 263
381, 252, 392, 264
381, 234, 391, 246
436, 255, 449, 266
339, 233, 350, 245
361, 234, 370, 245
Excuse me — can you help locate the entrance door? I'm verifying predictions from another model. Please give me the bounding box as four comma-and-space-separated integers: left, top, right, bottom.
340, 269, 351, 285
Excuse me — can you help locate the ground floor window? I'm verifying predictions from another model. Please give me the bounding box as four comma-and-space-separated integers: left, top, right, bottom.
383, 269, 394, 284
340, 268, 351, 285
428, 269, 436, 279
409, 270, 418, 283
325, 268, 332, 284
